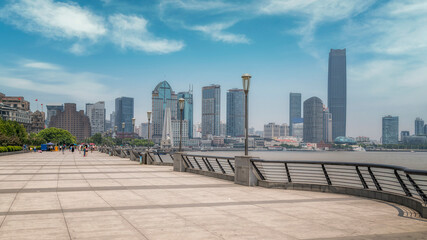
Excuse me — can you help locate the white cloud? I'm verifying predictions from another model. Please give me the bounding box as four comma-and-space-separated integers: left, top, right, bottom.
189, 22, 249, 44
0, 0, 106, 41
21, 60, 62, 70
159, 0, 235, 12
109, 14, 184, 54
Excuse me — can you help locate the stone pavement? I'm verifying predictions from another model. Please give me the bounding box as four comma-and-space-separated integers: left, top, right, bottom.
0, 151, 426, 240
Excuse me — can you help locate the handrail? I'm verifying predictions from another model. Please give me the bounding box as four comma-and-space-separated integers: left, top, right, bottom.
181, 153, 236, 175
183, 154, 235, 160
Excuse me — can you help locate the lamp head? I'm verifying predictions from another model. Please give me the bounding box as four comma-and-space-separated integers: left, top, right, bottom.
147, 111, 152, 120
122, 122, 125, 129
242, 73, 251, 92
132, 117, 136, 126
179, 98, 185, 110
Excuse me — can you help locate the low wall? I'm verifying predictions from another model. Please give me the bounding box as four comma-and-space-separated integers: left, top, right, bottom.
185, 168, 234, 182
0, 150, 30, 157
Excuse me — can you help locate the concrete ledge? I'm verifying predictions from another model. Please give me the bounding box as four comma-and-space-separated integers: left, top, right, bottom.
259, 180, 427, 218
0, 150, 29, 157
186, 168, 234, 182
151, 162, 173, 166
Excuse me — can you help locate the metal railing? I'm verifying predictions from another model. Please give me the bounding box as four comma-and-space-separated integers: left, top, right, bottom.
147, 152, 174, 164
251, 159, 427, 205
181, 154, 235, 175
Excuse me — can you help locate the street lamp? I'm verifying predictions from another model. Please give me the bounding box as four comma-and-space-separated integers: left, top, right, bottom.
147, 111, 151, 140
121, 122, 125, 142
178, 98, 185, 152
242, 73, 251, 156
132, 117, 136, 138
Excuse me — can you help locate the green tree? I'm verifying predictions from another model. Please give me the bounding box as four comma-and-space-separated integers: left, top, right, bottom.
37, 128, 76, 145
0, 119, 28, 146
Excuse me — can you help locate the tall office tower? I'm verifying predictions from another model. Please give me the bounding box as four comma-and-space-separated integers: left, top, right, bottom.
226, 89, 245, 137
415, 117, 425, 136
152, 81, 178, 143
323, 108, 333, 143
110, 111, 116, 131
85, 101, 106, 136
303, 97, 324, 143
177, 89, 193, 139
46, 104, 63, 127
171, 120, 189, 147
424, 125, 427, 135
115, 97, 134, 134
292, 118, 304, 138
193, 123, 202, 138
49, 103, 91, 141
202, 84, 220, 138
220, 122, 227, 137
401, 131, 410, 141
328, 49, 347, 139
289, 92, 301, 136
382, 116, 399, 144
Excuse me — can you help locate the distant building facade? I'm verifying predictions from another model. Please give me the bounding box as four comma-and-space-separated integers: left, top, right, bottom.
292, 118, 304, 139
328, 49, 347, 139
30, 110, 45, 133
289, 92, 301, 136
303, 97, 324, 143
202, 84, 220, 138
226, 89, 245, 137
115, 97, 134, 134
86, 101, 106, 136
177, 89, 193, 139
49, 103, 91, 141
46, 104, 63, 127
152, 81, 177, 143
382, 115, 399, 144
415, 118, 425, 136
323, 108, 333, 143
0, 103, 31, 128
400, 131, 410, 141
171, 120, 189, 147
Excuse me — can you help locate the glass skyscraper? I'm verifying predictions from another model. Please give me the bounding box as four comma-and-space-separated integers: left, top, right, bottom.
226, 89, 245, 137
289, 92, 301, 136
382, 116, 399, 144
177, 90, 193, 139
115, 97, 134, 133
152, 81, 177, 143
415, 117, 424, 136
328, 49, 347, 140
303, 97, 323, 143
85, 101, 106, 136
202, 84, 220, 137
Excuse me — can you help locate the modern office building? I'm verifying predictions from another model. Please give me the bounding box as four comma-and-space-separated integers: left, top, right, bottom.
49, 103, 91, 141
292, 118, 304, 139
328, 49, 347, 139
46, 104, 63, 127
202, 84, 220, 138
140, 123, 151, 139
226, 88, 245, 137
171, 120, 189, 147
152, 81, 178, 143
415, 117, 425, 136
289, 92, 301, 136
323, 108, 333, 143
86, 101, 106, 136
382, 116, 399, 144
279, 124, 289, 137
401, 131, 410, 141
115, 97, 134, 134
177, 89, 193, 139
303, 97, 324, 143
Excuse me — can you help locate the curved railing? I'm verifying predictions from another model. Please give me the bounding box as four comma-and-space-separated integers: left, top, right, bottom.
147, 152, 174, 164
251, 159, 427, 206
181, 154, 235, 176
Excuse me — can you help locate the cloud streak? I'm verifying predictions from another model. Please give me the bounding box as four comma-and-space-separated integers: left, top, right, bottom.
188, 22, 249, 44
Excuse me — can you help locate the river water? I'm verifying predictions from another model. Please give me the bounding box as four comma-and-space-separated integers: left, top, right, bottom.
190, 151, 427, 170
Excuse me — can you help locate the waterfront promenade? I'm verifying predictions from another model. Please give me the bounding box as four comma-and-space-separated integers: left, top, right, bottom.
0, 152, 426, 239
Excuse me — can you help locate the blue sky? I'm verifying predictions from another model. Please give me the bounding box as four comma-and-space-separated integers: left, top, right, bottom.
0, 0, 426, 140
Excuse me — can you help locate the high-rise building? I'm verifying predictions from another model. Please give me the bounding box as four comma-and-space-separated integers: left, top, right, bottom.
152, 81, 177, 143
401, 131, 410, 141
226, 88, 245, 137
115, 97, 134, 134
292, 118, 303, 138
49, 103, 91, 141
382, 116, 399, 144
303, 97, 323, 143
264, 123, 280, 139
177, 89, 193, 139
279, 124, 289, 137
289, 92, 301, 136
424, 125, 427, 135
171, 120, 189, 147
202, 84, 220, 138
86, 101, 106, 136
328, 49, 347, 139
46, 104, 63, 127
220, 121, 227, 137
323, 108, 333, 143
415, 117, 425, 136
193, 123, 202, 138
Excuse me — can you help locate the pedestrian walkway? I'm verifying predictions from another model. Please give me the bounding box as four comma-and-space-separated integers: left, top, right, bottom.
0, 152, 426, 239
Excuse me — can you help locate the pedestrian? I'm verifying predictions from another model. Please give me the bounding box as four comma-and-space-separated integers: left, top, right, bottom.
83, 146, 87, 157
72, 146, 75, 153
62, 145, 65, 154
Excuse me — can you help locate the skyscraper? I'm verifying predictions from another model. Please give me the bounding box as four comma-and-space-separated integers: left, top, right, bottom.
202, 84, 220, 138
415, 117, 425, 136
177, 89, 193, 139
323, 108, 333, 143
152, 81, 177, 143
328, 49, 347, 140
85, 101, 106, 136
382, 116, 399, 144
289, 92, 301, 136
49, 103, 91, 141
46, 104, 63, 127
303, 97, 324, 143
226, 88, 245, 137
115, 97, 134, 133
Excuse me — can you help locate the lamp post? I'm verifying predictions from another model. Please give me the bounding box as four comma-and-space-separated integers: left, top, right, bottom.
178, 98, 185, 152
132, 117, 136, 139
242, 73, 251, 156
121, 122, 125, 145
147, 111, 151, 141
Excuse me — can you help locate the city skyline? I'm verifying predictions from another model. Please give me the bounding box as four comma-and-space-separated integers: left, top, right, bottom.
0, 0, 426, 140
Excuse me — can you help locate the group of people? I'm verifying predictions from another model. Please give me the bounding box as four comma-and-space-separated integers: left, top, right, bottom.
58, 145, 94, 157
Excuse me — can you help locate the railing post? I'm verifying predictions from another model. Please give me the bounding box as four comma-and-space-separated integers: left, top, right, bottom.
406, 173, 427, 204
322, 164, 332, 185
284, 163, 292, 183
395, 170, 411, 197
368, 167, 382, 191
146, 152, 154, 165
234, 156, 258, 186
356, 166, 368, 189
173, 152, 185, 172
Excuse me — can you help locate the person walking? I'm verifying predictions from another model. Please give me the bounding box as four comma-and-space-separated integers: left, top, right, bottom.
71, 146, 75, 153
62, 144, 65, 154
83, 146, 87, 157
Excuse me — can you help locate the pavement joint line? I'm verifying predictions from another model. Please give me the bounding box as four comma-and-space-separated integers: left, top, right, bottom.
55, 154, 72, 240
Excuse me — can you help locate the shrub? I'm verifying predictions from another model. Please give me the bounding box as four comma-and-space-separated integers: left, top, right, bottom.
0, 146, 23, 153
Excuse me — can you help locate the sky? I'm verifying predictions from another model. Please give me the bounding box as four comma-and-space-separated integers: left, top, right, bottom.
0, 0, 426, 140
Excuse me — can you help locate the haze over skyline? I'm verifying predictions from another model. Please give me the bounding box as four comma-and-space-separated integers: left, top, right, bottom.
0, 0, 426, 140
